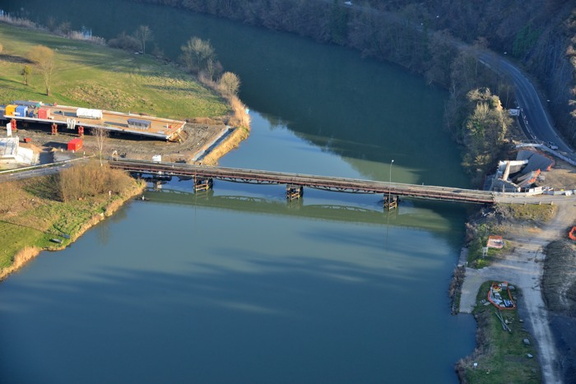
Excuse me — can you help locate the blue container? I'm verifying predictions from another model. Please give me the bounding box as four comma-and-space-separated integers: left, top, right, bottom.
15, 105, 28, 117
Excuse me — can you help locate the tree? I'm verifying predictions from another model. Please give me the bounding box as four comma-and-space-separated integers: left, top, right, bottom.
180, 37, 215, 74
91, 127, 109, 166
21, 65, 31, 86
134, 25, 153, 54
218, 72, 241, 96
27, 45, 55, 96
462, 88, 512, 172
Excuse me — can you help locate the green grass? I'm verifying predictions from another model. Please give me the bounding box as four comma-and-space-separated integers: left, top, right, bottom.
461, 281, 541, 384
0, 169, 143, 272
0, 22, 230, 119
0, 222, 49, 268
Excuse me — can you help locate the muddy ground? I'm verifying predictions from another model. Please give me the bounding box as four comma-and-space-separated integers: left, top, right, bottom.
11, 121, 230, 165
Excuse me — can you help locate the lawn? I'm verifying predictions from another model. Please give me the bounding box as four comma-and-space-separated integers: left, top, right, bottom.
0, 22, 230, 119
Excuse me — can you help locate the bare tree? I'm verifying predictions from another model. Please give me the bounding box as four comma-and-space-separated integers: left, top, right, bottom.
27, 45, 55, 95
218, 72, 241, 96
91, 127, 109, 166
180, 37, 215, 74
134, 25, 153, 54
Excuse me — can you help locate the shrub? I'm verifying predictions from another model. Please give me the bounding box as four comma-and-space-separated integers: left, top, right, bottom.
57, 161, 135, 202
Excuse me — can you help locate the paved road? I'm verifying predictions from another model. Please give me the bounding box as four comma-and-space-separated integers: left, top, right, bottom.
0, 158, 87, 182
476, 50, 573, 154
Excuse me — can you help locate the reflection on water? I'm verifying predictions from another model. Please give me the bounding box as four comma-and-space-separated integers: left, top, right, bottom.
0, 200, 475, 384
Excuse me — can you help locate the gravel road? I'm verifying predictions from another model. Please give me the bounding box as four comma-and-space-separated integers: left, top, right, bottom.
459, 203, 576, 384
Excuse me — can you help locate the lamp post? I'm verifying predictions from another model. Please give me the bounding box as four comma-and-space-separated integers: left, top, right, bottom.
388, 159, 394, 209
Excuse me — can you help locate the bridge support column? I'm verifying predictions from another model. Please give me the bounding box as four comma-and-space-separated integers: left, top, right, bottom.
384, 194, 398, 210
194, 177, 213, 192
286, 184, 303, 200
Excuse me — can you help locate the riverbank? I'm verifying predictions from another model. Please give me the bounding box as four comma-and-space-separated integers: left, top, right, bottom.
454, 171, 576, 384
0, 166, 146, 281
0, 18, 252, 280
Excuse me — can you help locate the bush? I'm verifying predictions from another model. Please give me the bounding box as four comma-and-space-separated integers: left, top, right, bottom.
57, 161, 135, 202
108, 32, 141, 52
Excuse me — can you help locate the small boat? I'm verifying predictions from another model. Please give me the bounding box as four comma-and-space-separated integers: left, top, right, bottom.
50, 238, 63, 244
487, 282, 516, 310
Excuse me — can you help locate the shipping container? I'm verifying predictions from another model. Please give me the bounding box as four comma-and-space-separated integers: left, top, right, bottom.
76, 108, 103, 119
127, 118, 152, 130
15, 106, 28, 117
5, 104, 17, 116
13, 100, 43, 108
67, 138, 83, 151
38, 107, 49, 119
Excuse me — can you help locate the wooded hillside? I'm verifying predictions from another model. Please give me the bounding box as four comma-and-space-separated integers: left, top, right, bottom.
133, 0, 576, 145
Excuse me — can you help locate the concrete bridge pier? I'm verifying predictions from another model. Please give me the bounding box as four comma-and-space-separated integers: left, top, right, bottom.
194, 177, 213, 192
286, 184, 303, 200
384, 194, 398, 210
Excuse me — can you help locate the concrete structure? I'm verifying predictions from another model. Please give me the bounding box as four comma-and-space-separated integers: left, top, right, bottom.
486, 149, 554, 192
1, 101, 186, 141
0, 137, 38, 165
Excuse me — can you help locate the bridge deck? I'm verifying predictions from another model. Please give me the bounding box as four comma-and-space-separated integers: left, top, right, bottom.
111, 160, 496, 204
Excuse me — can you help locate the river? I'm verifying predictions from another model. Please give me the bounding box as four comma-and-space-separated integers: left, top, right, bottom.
0, 1, 476, 383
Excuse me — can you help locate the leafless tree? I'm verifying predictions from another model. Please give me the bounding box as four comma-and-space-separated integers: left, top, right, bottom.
219, 72, 241, 96
27, 45, 55, 95
91, 127, 109, 166
134, 25, 153, 54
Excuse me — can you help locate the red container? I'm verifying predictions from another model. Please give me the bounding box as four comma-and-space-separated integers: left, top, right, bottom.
67, 138, 83, 151
38, 107, 49, 119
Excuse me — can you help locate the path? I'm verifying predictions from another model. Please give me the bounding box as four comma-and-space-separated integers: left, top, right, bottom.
459, 203, 576, 384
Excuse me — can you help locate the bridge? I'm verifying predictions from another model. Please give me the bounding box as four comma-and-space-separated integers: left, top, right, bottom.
111, 159, 497, 205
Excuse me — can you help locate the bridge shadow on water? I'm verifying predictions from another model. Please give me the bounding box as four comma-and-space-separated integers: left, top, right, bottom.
142, 184, 471, 249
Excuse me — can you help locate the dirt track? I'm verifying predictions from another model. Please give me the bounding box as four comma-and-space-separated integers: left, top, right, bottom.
460, 202, 576, 384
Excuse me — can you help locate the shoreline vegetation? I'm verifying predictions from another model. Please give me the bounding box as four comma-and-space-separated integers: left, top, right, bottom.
0, 18, 250, 277
0, 162, 146, 281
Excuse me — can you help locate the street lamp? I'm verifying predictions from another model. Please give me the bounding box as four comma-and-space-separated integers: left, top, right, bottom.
388, 159, 394, 209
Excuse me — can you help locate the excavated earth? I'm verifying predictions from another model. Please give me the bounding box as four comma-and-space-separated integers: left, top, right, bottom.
13, 121, 230, 165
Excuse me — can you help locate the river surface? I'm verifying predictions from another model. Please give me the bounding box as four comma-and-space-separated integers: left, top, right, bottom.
0, 1, 476, 383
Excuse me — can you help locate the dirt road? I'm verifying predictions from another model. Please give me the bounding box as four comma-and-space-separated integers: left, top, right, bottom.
459, 202, 576, 384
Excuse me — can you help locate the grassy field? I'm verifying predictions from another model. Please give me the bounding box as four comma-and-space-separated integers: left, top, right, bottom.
0, 22, 230, 119
0, 165, 144, 274
458, 281, 541, 384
